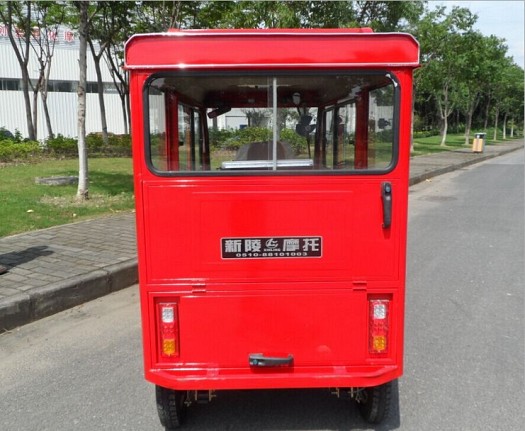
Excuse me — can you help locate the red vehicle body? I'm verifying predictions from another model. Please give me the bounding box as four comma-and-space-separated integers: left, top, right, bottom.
125, 28, 419, 429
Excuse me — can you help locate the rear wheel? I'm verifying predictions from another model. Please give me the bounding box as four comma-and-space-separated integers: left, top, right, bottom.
356, 380, 393, 424
155, 385, 187, 430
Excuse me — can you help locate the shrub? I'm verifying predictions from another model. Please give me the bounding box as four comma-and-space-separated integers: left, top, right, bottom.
86, 132, 105, 153
222, 127, 272, 150
0, 127, 14, 140
43, 133, 132, 158
0, 140, 41, 162
107, 133, 131, 156
413, 130, 440, 139
209, 128, 235, 148
212, 126, 309, 155
279, 128, 308, 155
45, 134, 78, 156
86, 132, 131, 156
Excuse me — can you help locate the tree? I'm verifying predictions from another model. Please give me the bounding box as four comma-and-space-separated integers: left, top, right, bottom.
504, 65, 525, 137
195, 1, 424, 30
0, 1, 37, 140
105, 28, 131, 134
413, 6, 477, 145
493, 62, 524, 140
456, 33, 507, 145
88, 1, 131, 145
75, 0, 89, 201
28, 1, 66, 139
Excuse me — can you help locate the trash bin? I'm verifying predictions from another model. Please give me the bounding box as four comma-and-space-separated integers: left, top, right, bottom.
472, 132, 486, 153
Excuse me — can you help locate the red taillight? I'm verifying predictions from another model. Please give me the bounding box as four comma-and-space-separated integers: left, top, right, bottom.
369, 298, 390, 355
157, 303, 179, 358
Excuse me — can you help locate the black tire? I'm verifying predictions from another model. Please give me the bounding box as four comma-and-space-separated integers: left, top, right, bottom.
356, 380, 393, 424
155, 385, 187, 430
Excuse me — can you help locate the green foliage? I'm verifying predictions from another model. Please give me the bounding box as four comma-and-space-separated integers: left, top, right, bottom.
44, 133, 132, 157
194, 1, 424, 30
221, 127, 272, 150
412, 4, 523, 139
0, 127, 14, 140
88, 133, 132, 156
45, 134, 78, 156
0, 140, 41, 162
209, 128, 236, 149
413, 130, 440, 139
279, 128, 308, 154
209, 126, 308, 155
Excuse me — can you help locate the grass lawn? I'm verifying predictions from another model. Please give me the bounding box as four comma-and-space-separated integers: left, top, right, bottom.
412, 133, 469, 156
411, 130, 520, 156
0, 158, 134, 237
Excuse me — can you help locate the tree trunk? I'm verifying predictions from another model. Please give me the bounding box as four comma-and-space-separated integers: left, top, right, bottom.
21, 68, 37, 141
502, 112, 507, 140
119, 92, 128, 135
126, 89, 131, 134
483, 94, 491, 130
493, 107, 499, 141
42, 91, 54, 139
464, 109, 474, 146
437, 84, 451, 146
42, 53, 55, 139
76, 1, 89, 202
89, 40, 109, 145
440, 116, 448, 146
32, 79, 41, 139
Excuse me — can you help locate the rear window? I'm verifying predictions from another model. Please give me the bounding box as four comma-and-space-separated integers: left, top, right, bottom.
144, 71, 399, 175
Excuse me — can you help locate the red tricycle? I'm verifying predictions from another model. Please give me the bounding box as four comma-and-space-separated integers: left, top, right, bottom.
125, 28, 419, 429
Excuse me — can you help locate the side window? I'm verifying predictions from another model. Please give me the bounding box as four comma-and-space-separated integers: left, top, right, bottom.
368, 86, 395, 170
177, 105, 196, 171
324, 104, 357, 169
148, 86, 204, 172
323, 85, 394, 170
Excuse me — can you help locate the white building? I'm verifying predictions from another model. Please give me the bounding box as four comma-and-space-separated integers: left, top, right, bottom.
0, 25, 126, 140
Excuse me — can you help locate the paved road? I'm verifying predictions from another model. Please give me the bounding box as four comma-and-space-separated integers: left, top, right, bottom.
402, 148, 524, 430
1, 149, 523, 430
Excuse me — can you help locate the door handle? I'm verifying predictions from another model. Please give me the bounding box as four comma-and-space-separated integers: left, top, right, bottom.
381, 182, 392, 228
249, 353, 294, 367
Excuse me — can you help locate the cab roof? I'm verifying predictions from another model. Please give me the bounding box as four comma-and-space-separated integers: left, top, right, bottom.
124, 28, 419, 71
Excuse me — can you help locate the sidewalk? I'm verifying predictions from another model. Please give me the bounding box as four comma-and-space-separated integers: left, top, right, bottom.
1, 139, 523, 332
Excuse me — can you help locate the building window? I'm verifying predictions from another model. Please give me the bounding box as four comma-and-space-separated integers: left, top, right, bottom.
86, 82, 99, 93
0, 79, 21, 91
1, 78, 115, 94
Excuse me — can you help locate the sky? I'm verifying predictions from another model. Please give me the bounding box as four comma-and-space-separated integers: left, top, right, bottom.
434, 1, 525, 68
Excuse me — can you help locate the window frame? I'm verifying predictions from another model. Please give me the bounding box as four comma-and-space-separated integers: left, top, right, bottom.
143, 70, 401, 177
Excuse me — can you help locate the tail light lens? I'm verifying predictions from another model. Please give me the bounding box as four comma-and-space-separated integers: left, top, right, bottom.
157, 302, 179, 358
369, 298, 390, 355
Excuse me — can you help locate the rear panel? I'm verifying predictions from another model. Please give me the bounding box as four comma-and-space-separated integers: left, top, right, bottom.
142, 178, 403, 284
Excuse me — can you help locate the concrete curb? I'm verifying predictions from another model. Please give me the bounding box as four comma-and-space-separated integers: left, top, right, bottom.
0, 259, 137, 332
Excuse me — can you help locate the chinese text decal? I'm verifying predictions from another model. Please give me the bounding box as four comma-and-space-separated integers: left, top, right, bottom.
221, 237, 322, 259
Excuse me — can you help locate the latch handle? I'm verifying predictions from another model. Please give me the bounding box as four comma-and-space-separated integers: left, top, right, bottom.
381, 182, 392, 228
249, 353, 294, 368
